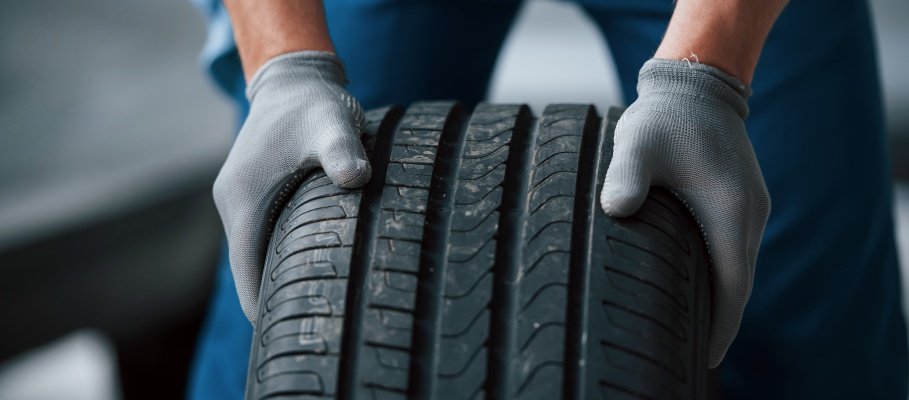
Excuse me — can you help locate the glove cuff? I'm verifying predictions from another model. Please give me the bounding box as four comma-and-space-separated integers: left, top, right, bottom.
637, 58, 751, 119
246, 51, 349, 102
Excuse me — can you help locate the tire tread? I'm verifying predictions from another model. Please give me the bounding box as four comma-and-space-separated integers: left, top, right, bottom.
247, 103, 711, 400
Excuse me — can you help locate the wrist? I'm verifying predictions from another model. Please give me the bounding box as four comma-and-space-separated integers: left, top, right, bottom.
653, 45, 754, 85
224, 0, 336, 81
653, 0, 787, 85
637, 59, 750, 119
242, 42, 335, 82
246, 51, 347, 102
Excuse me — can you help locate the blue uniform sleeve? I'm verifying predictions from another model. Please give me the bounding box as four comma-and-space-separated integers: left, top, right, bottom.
190, 0, 246, 102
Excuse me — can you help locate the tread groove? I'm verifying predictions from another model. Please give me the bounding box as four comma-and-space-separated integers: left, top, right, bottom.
408, 104, 469, 399
487, 107, 536, 400
564, 107, 602, 400
336, 107, 405, 400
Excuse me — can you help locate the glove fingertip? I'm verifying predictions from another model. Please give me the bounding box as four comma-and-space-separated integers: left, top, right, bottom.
707, 355, 722, 369
600, 190, 637, 217
599, 177, 649, 217
327, 158, 372, 188
232, 267, 260, 324
240, 298, 258, 324
707, 334, 730, 369
225, 237, 266, 324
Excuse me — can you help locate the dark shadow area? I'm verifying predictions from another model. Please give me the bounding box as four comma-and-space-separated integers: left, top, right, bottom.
0, 181, 221, 398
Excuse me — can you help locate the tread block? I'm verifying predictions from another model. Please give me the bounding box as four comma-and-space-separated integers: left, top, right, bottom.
270, 252, 344, 282
362, 310, 412, 349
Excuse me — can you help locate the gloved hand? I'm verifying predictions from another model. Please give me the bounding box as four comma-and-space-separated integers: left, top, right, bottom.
600, 59, 771, 368
213, 51, 370, 322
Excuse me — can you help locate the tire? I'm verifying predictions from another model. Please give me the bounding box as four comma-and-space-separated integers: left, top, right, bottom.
246, 102, 711, 400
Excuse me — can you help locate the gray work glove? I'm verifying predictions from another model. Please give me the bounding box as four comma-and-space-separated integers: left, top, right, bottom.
600, 59, 771, 368
213, 51, 369, 322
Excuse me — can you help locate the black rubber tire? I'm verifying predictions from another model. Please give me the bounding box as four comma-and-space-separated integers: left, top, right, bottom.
246, 102, 711, 400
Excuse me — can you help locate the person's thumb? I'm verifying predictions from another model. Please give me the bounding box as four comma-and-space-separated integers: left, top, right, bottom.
600, 148, 652, 217
673, 182, 766, 368
318, 129, 371, 188
698, 205, 755, 369
225, 208, 269, 323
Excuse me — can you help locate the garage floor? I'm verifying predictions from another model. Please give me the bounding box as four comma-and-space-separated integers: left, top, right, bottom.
1, 0, 907, 398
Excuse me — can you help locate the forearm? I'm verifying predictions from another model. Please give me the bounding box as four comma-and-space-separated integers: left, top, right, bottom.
655, 0, 788, 84
223, 0, 334, 81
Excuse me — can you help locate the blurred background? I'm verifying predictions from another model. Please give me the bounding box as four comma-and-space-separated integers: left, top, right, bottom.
0, 0, 906, 398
